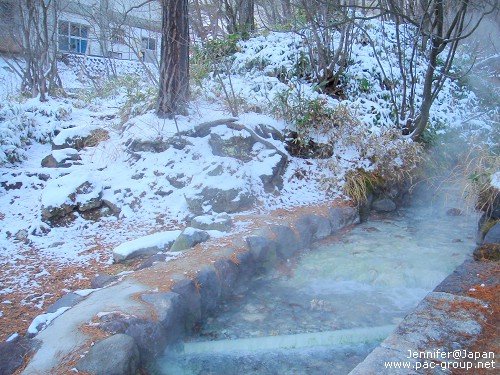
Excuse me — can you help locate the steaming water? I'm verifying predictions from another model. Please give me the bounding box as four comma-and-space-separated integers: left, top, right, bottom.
152, 188, 477, 375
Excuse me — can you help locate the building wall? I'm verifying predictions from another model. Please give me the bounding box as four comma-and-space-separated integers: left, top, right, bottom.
0, 0, 161, 62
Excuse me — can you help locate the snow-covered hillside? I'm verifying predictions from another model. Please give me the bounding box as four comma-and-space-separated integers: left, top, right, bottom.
0, 21, 497, 340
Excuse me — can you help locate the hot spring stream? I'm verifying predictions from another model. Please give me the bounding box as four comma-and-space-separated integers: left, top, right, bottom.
151, 188, 478, 374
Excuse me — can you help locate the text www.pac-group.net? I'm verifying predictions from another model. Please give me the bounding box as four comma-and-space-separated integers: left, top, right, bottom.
384, 350, 496, 371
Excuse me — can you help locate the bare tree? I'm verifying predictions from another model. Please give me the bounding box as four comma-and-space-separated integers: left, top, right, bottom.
4, 0, 64, 101
382, 0, 498, 140
157, 0, 190, 117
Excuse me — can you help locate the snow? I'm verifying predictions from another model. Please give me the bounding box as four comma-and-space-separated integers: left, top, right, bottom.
27, 306, 71, 335
0, 19, 496, 332
113, 230, 182, 259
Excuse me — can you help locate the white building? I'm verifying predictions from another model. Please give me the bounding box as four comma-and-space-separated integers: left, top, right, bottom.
0, 0, 162, 63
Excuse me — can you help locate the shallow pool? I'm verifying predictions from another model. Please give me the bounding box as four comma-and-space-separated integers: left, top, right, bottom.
151, 189, 477, 374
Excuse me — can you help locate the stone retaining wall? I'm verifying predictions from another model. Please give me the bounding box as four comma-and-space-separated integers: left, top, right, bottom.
76, 206, 359, 374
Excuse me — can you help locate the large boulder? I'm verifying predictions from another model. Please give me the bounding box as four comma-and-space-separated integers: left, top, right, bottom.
185, 187, 255, 215
76, 334, 140, 375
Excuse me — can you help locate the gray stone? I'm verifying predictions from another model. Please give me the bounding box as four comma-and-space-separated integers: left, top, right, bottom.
209, 132, 255, 161
194, 267, 222, 318
185, 187, 255, 215
372, 197, 397, 212
483, 221, 500, 244
76, 334, 139, 375
90, 274, 117, 289
0, 336, 39, 375
271, 225, 299, 259
246, 236, 278, 271
125, 318, 166, 359
191, 213, 233, 232
171, 279, 201, 331
234, 251, 256, 286
259, 152, 288, 192
295, 214, 332, 248
141, 293, 185, 343
46, 293, 84, 313
170, 228, 210, 252
214, 258, 240, 298
328, 206, 358, 233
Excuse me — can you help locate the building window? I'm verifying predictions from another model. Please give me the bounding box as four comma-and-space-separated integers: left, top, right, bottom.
141, 37, 156, 51
58, 20, 89, 54
111, 28, 125, 44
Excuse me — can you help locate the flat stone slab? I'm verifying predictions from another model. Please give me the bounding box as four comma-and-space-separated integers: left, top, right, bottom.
22, 280, 149, 375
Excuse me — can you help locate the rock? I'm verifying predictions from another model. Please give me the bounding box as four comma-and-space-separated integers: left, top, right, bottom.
295, 214, 332, 248
328, 206, 358, 232
246, 236, 278, 271
46, 293, 84, 313
171, 279, 202, 332
371, 197, 396, 212
191, 213, 233, 232
166, 173, 187, 189
90, 274, 117, 289
446, 207, 464, 216
358, 192, 373, 223
125, 318, 166, 359
0, 336, 39, 375
41, 148, 80, 168
185, 187, 255, 215
141, 293, 185, 343
14, 229, 29, 242
194, 267, 222, 318
208, 132, 255, 161
126, 138, 170, 153
483, 221, 500, 244
76, 334, 139, 375
53, 127, 109, 151
254, 124, 283, 140
271, 225, 299, 259
76, 182, 104, 212
102, 199, 121, 215
259, 152, 288, 192
214, 259, 240, 298
170, 227, 210, 252
41, 178, 104, 221
112, 230, 181, 262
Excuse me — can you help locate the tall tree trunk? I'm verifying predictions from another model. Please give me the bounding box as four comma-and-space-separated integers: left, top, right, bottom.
157, 0, 190, 117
